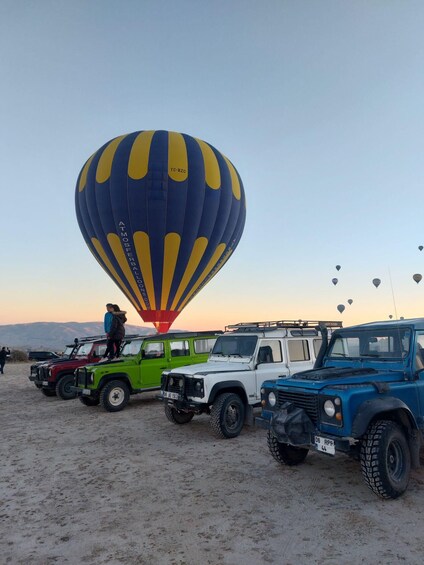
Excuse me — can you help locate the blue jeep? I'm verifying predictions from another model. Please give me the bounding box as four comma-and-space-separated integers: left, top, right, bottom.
256, 319, 424, 499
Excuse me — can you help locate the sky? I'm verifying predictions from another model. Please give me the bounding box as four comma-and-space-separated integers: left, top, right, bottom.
1, 0, 424, 331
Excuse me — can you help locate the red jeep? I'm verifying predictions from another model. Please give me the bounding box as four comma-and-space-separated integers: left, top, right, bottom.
34, 336, 107, 400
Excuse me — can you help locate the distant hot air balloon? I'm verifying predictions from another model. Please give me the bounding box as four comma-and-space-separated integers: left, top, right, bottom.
75, 130, 246, 332
337, 304, 345, 314
332, 278, 338, 286
419, 246, 423, 251
389, 315, 393, 319
413, 273, 422, 284
335, 265, 341, 271
372, 278, 381, 288
347, 299, 353, 305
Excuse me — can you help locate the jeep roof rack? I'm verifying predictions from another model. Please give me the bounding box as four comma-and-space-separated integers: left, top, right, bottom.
225, 320, 343, 332
143, 330, 223, 341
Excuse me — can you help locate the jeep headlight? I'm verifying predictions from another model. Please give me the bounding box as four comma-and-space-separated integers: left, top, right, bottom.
87, 372, 94, 384
320, 396, 342, 426
268, 391, 276, 407
324, 399, 335, 417
191, 378, 204, 398
48, 369, 52, 377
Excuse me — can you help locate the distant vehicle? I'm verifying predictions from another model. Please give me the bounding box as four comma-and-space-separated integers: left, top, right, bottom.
28, 341, 79, 388
28, 351, 61, 361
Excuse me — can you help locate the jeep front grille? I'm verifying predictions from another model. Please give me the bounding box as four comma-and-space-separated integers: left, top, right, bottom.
277, 391, 319, 424
40, 367, 49, 379
164, 374, 186, 395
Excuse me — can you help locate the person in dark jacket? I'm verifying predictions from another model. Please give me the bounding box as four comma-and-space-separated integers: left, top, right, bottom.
0, 347, 11, 374
102, 303, 115, 359
107, 305, 127, 359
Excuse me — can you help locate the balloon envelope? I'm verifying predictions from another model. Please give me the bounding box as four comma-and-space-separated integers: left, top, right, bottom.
335, 265, 341, 271
372, 278, 381, 288
337, 304, 345, 314
419, 246, 423, 251
389, 315, 393, 319
347, 299, 353, 305
413, 273, 422, 284
332, 278, 338, 286
75, 130, 246, 332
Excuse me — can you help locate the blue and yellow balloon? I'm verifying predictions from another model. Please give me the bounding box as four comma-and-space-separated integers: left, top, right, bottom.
75, 130, 246, 332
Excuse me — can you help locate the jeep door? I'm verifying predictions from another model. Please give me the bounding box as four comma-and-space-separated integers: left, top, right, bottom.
412, 332, 424, 415
255, 339, 287, 399
139, 340, 168, 387
169, 339, 193, 370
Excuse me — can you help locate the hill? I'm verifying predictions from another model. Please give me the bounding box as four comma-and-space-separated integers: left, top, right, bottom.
0, 322, 154, 351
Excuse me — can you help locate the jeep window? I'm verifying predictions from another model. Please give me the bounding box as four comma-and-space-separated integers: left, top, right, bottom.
313, 339, 322, 357
257, 340, 282, 363
63, 346, 75, 357
288, 340, 310, 362
328, 329, 411, 360
212, 335, 258, 357
75, 343, 94, 357
415, 333, 424, 370
93, 344, 107, 358
121, 339, 143, 357
143, 342, 165, 359
170, 340, 190, 357
194, 338, 217, 354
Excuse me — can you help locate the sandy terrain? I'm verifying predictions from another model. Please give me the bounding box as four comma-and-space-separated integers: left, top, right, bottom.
1, 363, 423, 565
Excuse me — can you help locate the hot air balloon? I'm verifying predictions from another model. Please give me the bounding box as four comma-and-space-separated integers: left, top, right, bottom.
372, 278, 381, 288
75, 130, 246, 333
332, 278, 338, 286
389, 315, 393, 319
335, 265, 341, 271
419, 246, 423, 251
337, 304, 345, 314
347, 299, 353, 305
413, 273, 422, 284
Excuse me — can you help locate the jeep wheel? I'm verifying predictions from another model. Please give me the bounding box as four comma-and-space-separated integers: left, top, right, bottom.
267, 431, 309, 465
35, 383, 42, 389
165, 405, 194, 425
79, 395, 100, 407
360, 420, 411, 499
100, 380, 130, 412
210, 393, 245, 439
41, 388, 56, 397
55, 375, 77, 400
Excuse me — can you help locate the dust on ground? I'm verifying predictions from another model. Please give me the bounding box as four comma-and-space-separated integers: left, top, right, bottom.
1, 363, 423, 565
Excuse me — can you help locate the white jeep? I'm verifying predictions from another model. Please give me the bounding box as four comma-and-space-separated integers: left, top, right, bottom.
160, 320, 342, 438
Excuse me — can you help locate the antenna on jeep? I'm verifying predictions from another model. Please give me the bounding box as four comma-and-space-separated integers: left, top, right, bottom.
388, 266, 399, 320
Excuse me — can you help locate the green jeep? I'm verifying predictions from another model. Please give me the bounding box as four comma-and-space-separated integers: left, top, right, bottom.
72, 331, 222, 412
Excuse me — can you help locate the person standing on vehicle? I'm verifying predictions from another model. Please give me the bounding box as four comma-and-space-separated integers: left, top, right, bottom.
108, 305, 127, 359
0, 347, 11, 374
102, 303, 115, 360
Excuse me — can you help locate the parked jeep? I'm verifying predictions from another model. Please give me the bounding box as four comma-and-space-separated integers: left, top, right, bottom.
256, 318, 424, 499
72, 331, 222, 412
160, 320, 341, 439
33, 336, 108, 399
28, 341, 78, 389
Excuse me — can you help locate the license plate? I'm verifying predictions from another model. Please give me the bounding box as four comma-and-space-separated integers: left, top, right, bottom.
42, 381, 48, 386
82, 389, 91, 395
163, 391, 180, 400
315, 435, 335, 455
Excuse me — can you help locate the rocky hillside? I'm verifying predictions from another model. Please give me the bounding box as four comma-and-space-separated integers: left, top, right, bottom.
0, 322, 154, 351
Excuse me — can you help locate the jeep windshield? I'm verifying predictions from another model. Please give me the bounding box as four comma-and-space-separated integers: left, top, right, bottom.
121, 339, 143, 357
327, 328, 411, 361
211, 335, 258, 358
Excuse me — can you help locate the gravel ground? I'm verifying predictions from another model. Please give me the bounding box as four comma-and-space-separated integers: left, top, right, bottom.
1, 363, 424, 565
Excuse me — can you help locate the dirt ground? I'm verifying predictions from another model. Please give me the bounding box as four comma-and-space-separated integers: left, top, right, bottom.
1, 363, 424, 565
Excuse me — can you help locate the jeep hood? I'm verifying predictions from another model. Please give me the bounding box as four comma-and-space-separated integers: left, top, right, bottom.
170, 360, 251, 376
278, 366, 406, 391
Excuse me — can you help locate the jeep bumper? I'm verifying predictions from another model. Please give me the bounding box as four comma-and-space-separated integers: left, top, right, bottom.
258, 405, 352, 454
69, 386, 92, 397
159, 392, 204, 412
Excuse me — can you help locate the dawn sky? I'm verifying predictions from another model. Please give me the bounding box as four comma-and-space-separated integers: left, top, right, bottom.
2, 0, 424, 330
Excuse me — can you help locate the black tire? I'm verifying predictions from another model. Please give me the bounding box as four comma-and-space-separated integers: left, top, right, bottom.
164, 404, 194, 425
35, 383, 42, 389
99, 380, 130, 412
267, 431, 309, 466
210, 392, 245, 439
41, 388, 56, 397
79, 395, 100, 407
360, 420, 411, 499
55, 375, 77, 400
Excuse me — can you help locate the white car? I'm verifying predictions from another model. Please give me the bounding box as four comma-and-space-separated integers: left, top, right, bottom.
160, 320, 342, 438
